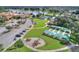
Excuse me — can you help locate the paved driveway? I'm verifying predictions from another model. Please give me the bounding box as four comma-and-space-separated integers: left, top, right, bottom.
70, 46, 79, 52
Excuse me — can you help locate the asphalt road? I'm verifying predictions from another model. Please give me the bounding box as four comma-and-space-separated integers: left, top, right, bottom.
70, 46, 79, 52
0, 19, 32, 48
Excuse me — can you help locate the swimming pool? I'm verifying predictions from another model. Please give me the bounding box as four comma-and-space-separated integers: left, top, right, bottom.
44, 27, 70, 41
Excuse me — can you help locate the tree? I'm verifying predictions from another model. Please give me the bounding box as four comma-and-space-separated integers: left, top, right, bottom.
0, 7, 5, 12
14, 40, 23, 48
0, 16, 5, 25
6, 26, 12, 30
0, 19, 4, 23
12, 16, 21, 19
70, 32, 79, 44
24, 8, 29, 10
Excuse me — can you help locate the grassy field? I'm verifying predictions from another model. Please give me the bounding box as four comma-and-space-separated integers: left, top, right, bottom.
33, 18, 48, 28
6, 46, 32, 52
24, 27, 65, 50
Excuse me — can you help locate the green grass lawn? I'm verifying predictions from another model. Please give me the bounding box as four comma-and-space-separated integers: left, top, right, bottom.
33, 18, 48, 28
24, 27, 65, 50
46, 13, 53, 16
6, 46, 32, 52
6, 40, 32, 52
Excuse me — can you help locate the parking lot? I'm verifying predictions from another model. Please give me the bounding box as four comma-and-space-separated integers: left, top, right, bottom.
0, 19, 33, 48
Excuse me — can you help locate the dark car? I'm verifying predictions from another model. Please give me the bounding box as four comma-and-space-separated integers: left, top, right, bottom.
15, 34, 21, 37
20, 32, 23, 35
22, 30, 26, 32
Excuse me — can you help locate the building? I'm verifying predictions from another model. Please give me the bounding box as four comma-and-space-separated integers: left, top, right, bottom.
0, 11, 31, 21
76, 15, 79, 20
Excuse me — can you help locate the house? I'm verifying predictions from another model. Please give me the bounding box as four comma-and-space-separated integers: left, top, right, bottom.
48, 17, 60, 25
31, 11, 39, 17
40, 16, 51, 20
0, 11, 31, 21
76, 15, 79, 20
31, 11, 44, 18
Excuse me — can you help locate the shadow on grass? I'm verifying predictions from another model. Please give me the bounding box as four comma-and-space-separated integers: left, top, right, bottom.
42, 33, 71, 46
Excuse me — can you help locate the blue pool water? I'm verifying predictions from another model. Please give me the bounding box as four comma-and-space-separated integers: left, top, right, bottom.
44, 29, 70, 41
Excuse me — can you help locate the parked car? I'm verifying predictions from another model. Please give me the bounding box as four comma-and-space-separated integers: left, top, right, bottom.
22, 30, 26, 32
20, 32, 23, 35
15, 34, 21, 37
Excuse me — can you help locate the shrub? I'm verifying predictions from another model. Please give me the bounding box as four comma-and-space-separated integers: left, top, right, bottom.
14, 40, 24, 48
0, 44, 3, 51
